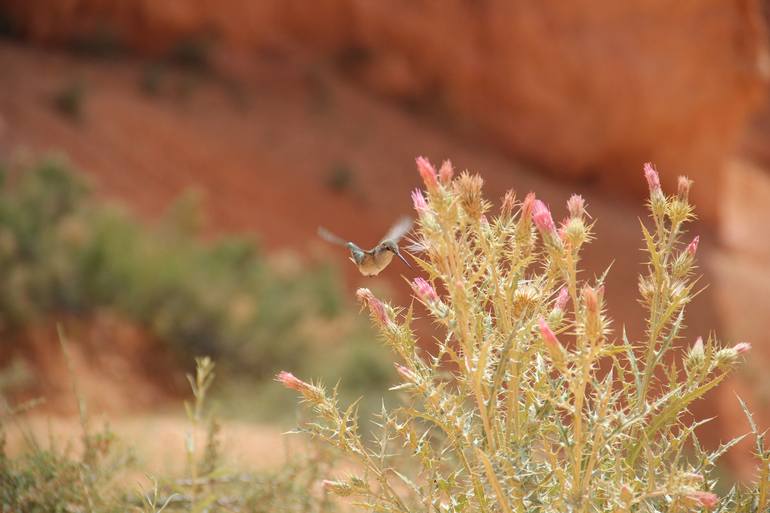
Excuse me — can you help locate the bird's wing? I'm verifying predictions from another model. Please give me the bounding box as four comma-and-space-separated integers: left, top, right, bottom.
403, 235, 427, 254
380, 216, 413, 244
318, 226, 348, 246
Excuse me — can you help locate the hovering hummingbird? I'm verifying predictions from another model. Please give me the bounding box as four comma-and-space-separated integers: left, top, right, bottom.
318, 217, 413, 276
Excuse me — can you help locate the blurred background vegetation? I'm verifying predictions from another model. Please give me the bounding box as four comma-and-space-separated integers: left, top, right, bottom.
0, 160, 392, 422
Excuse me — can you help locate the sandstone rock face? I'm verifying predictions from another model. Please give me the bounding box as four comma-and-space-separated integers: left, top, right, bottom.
2, 0, 768, 219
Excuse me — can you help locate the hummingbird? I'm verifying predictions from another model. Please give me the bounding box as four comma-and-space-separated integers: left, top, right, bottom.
318, 216, 413, 276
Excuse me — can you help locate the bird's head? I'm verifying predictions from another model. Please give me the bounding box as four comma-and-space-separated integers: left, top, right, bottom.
382, 241, 412, 269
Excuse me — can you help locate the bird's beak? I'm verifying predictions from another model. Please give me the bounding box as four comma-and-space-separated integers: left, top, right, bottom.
395, 250, 412, 269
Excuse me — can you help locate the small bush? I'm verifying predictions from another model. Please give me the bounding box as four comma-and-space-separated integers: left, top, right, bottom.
51, 81, 86, 121
280, 158, 769, 512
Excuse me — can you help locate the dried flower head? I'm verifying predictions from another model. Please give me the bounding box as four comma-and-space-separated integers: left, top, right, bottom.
501, 189, 516, 218
416, 156, 438, 190
455, 171, 485, 219
512, 283, 539, 316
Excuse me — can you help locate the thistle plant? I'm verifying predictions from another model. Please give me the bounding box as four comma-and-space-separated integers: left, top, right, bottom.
279, 158, 767, 512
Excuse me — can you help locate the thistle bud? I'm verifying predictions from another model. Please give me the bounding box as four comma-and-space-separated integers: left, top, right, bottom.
275, 371, 323, 402
356, 288, 390, 327
561, 217, 587, 248
538, 317, 566, 369
438, 159, 454, 184
532, 200, 556, 235
548, 286, 569, 325
416, 156, 438, 190
275, 371, 311, 393
395, 363, 418, 382
715, 347, 739, 368
555, 286, 570, 311
685, 337, 706, 375
684, 490, 718, 509
520, 192, 536, 223
620, 484, 634, 505
733, 342, 751, 354
643, 162, 661, 194
411, 188, 428, 212
567, 194, 586, 218
501, 189, 516, 218
412, 277, 438, 303
686, 236, 699, 257
677, 176, 692, 201
582, 286, 599, 315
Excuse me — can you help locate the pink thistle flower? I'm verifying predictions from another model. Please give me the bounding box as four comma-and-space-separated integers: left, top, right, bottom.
567, 194, 585, 218
644, 162, 661, 193
555, 286, 569, 311
412, 277, 438, 303
276, 371, 312, 393
416, 156, 438, 190
356, 287, 389, 325
521, 192, 536, 222
687, 236, 699, 257
532, 200, 556, 235
394, 363, 417, 382
733, 342, 751, 354
411, 188, 428, 212
438, 159, 454, 184
686, 490, 718, 509
538, 317, 560, 350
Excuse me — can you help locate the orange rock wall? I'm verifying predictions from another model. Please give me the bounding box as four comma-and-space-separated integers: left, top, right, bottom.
3, 0, 768, 218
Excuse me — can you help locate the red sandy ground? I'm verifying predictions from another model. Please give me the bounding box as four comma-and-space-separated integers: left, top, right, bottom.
0, 41, 763, 475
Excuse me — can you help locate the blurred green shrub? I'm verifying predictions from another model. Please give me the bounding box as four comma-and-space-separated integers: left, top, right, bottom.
0, 159, 391, 392
51, 81, 86, 121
